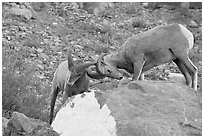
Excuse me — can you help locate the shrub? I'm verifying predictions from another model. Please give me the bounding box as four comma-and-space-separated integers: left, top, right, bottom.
2, 49, 50, 122
31, 2, 48, 12
131, 17, 146, 28
125, 3, 143, 15
94, 41, 109, 54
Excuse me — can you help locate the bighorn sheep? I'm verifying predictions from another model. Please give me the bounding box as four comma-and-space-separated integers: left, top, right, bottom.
49, 48, 104, 124
96, 23, 197, 90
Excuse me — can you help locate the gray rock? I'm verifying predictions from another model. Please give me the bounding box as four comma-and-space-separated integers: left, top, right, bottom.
189, 20, 198, 27
168, 73, 186, 85
33, 126, 59, 136
37, 64, 44, 70
36, 48, 43, 53
5, 112, 59, 136
52, 81, 201, 136
2, 117, 9, 135
9, 7, 33, 20
78, 2, 114, 15
38, 53, 49, 60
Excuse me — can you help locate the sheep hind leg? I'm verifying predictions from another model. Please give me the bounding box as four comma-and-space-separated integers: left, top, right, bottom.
173, 53, 197, 90
173, 58, 192, 87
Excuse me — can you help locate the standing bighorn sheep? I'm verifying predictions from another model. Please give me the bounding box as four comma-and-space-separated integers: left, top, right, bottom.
96, 23, 197, 90
49, 48, 104, 124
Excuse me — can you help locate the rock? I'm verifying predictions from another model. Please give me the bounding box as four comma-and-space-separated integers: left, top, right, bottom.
189, 20, 198, 27
2, 117, 9, 135
118, 78, 131, 87
142, 2, 149, 8
7, 112, 46, 135
37, 64, 44, 70
71, 2, 79, 10
78, 2, 114, 15
2, 117, 9, 128
9, 7, 33, 20
168, 73, 186, 85
75, 44, 83, 49
5, 112, 59, 136
38, 53, 49, 60
24, 40, 41, 48
52, 81, 201, 136
36, 48, 43, 53
33, 126, 59, 136
52, 91, 117, 136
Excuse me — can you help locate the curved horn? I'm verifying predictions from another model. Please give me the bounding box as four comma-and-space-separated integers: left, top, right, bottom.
96, 53, 108, 75
86, 68, 105, 80
74, 62, 96, 73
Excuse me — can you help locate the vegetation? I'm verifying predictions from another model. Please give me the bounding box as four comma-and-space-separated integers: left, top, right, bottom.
2, 2, 202, 123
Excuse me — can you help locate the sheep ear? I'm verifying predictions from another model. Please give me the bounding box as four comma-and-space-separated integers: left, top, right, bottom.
67, 48, 75, 71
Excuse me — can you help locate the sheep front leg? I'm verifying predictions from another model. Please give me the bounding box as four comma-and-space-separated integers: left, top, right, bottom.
132, 58, 145, 81
62, 85, 72, 105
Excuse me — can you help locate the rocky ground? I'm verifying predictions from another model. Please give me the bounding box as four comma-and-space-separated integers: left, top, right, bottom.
2, 2, 202, 128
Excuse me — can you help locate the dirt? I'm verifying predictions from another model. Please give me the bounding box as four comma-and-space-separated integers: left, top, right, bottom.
2, 2, 202, 122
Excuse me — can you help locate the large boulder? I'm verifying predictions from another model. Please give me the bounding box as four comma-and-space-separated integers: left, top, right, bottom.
5, 112, 59, 136
52, 80, 202, 136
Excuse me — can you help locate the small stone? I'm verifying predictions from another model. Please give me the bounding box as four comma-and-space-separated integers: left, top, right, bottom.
52, 22, 58, 26
37, 64, 44, 70
36, 48, 43, 53
75, 45, 83, 49
2, 117, 9, 130
168, 73, 185, 85
198, 27, 202, 33
30, 53, 37, 57
50, 46, 59, 52
189, 20, 198, 27
39, 53, 49, 60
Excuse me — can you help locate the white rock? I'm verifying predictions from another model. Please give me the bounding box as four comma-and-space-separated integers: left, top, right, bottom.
52, 91, 116, 136
168, 73, 185, 85
189, 20, 198, 27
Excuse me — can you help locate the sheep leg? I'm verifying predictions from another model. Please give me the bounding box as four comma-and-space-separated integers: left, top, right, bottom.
132, 58, 145, 80
173, 58, 192, 87
173, 52, 197, 90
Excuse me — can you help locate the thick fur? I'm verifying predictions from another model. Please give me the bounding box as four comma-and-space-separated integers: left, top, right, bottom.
97, 23, 197, 90
49, 49, 104, 124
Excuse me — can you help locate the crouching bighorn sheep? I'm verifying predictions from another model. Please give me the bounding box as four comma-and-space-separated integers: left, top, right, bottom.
50, 48, 104, 124
96, 23, 197, 90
